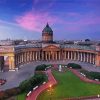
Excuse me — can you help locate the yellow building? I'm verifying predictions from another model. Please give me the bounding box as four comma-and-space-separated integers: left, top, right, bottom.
0, 23, 100, 71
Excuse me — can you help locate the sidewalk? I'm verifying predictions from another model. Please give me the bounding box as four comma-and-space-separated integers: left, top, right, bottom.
26, 69, 57, 100
69, 68, 100, 84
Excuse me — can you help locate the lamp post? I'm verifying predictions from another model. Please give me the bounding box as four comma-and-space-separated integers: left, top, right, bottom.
48, 84, 52, 100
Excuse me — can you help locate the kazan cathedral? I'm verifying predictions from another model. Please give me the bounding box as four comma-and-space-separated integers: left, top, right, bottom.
0, 23, 100, 71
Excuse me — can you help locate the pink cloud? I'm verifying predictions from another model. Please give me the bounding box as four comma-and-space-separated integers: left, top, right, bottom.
15, 11, 100, 33
15, 12, 58, 32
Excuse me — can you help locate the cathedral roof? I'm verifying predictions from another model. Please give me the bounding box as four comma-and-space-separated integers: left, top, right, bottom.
42, 23, 53, 34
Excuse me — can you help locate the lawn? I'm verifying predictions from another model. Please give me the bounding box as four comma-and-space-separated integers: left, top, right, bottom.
37, 70, 100, 100
17, 92, 26, 100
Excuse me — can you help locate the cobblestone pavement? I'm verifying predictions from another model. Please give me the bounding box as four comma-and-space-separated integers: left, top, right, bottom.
0, 60, 100, 91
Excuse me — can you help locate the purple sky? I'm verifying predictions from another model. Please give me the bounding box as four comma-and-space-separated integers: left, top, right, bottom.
0, 0, 100, 40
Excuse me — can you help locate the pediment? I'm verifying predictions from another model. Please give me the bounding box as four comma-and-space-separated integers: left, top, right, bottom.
42, 44, 60, 51
46, 45, 59, 49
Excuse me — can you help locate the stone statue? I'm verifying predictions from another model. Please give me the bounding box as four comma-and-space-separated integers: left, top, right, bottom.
59, 65, 62, 72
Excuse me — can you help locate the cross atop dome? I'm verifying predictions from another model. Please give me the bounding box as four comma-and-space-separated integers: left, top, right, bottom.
46, 22, 49, 27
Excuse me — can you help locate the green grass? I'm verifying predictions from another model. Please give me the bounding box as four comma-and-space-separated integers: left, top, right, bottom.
37, 70, 100, 100
17, 93, 26, 100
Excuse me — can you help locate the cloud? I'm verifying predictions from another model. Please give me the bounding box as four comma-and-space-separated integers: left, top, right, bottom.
15, 10, 100, 33
15, 11, 59, 32
63, 12, 100, 32
0, 19, 40, 40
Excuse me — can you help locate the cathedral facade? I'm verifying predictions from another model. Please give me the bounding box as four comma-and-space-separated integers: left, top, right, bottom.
0, 23, 100, 71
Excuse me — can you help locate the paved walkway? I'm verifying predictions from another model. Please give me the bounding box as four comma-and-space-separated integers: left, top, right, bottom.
26, 69, 57, 100
69, 68, 100, 84
0, 62, 38, 91
26, 66, 100, 100
0, 60, 100, 91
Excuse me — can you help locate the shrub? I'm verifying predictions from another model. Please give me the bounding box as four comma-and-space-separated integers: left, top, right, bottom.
35, 64, 48, 71
19, 73, 47, 92
80, 70, 100, 81
67, 63, 82, 69
86, 72, 100, 80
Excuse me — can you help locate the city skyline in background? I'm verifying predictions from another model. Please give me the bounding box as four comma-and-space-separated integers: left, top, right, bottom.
0, 0, 100, 40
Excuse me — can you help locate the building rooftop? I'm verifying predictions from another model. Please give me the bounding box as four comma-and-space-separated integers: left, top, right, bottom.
61, 44, 96, 51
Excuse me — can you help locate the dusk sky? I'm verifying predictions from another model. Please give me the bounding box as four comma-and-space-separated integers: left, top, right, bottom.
0, 0, 100, 40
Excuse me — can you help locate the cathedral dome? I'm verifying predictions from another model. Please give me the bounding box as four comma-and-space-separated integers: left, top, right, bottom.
42, 23, 53, 35
42, 23, 53, 42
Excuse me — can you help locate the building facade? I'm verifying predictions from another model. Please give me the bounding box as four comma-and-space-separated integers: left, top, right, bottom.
0, 23, 100, 71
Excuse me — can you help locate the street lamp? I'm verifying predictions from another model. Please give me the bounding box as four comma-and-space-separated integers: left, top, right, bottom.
48, 84, 52, 100
49, 84, 52, 88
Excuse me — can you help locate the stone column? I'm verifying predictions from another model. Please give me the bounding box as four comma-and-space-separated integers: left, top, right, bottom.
18, 54, 19, 64
16, 55, 18, 65
68, 51, 69, 59
19, 54, 20, 64
80, 52, 83, 61
90, 53, 92, 63
59, 51, 60, 60
23, 53, 25, 63
44, 51, 45, 60
27, 52, 29, 62
53, 52, 54, 60
87, 53, 89, 63
32, 52, 34, 61
52, 52, 53, 60
35, 52, 37, 60
34, 51, 35, 60
20, 54, 22, 63
38, 51, 40, 60
26, 52, 27, 62
95, 53, 100, 67
25, 52, 27, 62
42, 51, 43, 60
31, 51, 32, 61
64, 51, 66, 60
21, 53, 23, 63
91, 54, 93, 64
56, 52, 57, 60
93, 54, 95, 64
70, 51, 72, 60
45, 52, 46, 60
83, 52, 85, 62
14, 55, 16, 66
29, 51, 31, 62
48, 52, 50, 60
19, 54, 21, 63
77, 52, 79, 61
9, 56, 15, 70
74, 52, 76, 60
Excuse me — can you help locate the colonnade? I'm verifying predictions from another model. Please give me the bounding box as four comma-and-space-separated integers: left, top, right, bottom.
15, 50, 96, 66
63, 51, 95, 64
15, 51, 41, 66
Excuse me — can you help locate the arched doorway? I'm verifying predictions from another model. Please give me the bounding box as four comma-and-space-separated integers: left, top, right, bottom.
0, 56, 4, 71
